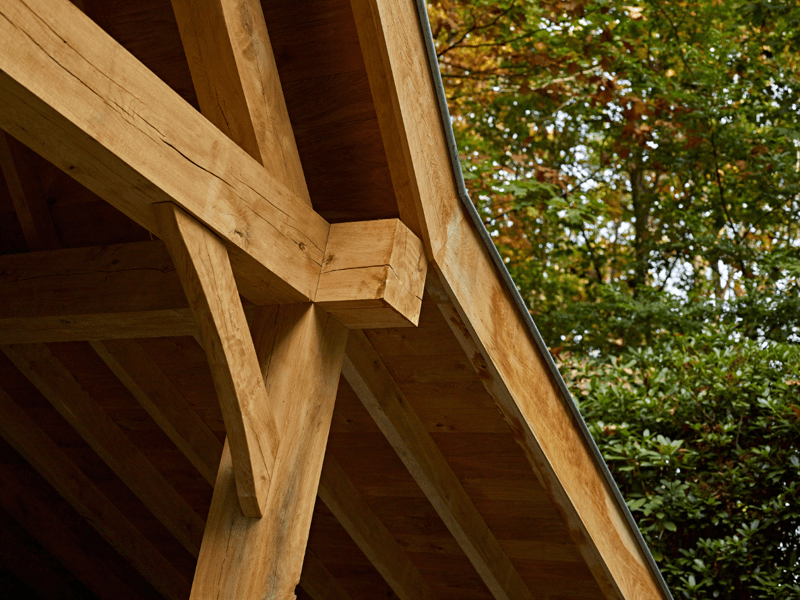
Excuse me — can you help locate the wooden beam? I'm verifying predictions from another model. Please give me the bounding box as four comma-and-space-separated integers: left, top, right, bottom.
343, 330, 533, 600
191, 304, 348, 599
0, 239, 198, 343
155, 201, 279, 517
317, 454, 436, 600
90, 317, 410, 600
1, 343, 206, 557
0, 385, 191, 600
0, 311, 198, 345
0, 231, 428, 343
90, 339, 222, 485
317, 219, 428, 328
0, 0, 328, 304
0, 457, 147, 600
85, 340, 350, 600
0, 133, 60, 251
0, 241, 186, 317
351, 0, 667, 596
299, 551, 355, 600
170, 0, 311, 205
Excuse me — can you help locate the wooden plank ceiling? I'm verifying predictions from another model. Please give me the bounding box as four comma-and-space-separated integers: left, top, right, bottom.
0, 0, 662, 599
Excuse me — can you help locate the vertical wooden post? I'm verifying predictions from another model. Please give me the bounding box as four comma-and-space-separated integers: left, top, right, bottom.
191, 304, 348, 599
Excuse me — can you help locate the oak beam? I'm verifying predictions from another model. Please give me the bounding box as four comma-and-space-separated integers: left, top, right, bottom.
0, 230, 428, 342
0, 0, 328, 304
1, 343, 206, 557
317, 454, 437, 600
351, 0, 667, 596
155, 201, 279, 517
317, 220, 428, 328
0, 386, 191, 600
91, 316, 409, 600
86, 339, 348, 600
191, 304, 348, 599
0, 240, 196, 344
170, 0, 311, 204
343, 330, 533, 600
0, 133, 60, 251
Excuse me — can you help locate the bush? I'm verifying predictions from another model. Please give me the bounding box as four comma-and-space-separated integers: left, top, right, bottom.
569, 330, 800, 599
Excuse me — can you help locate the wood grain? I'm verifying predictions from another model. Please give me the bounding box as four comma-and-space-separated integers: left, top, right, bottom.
1, 343, 206, 557
317, 219, 427, 327
92, 335, 350, 600
171, 0, 311, 204
0, 385, 191, 600
155, 201, 279, 518
191, 304, 348, 599
343, 330, 533, 600
350, 0, 666, 595
0, 0, 328, 303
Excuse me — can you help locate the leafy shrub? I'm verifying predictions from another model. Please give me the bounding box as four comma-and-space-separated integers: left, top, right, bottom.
569, 330, 800, 599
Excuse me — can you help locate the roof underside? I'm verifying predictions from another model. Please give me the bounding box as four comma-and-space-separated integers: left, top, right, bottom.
0, 0, 667, 598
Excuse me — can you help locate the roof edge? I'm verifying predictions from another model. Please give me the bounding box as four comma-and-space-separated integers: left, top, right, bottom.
411, 2, 673, 598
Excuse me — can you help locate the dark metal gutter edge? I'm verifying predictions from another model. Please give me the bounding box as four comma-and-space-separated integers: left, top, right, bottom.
411, 2, 673, 597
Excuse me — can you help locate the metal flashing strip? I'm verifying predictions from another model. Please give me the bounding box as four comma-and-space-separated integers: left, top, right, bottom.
411, 2, 674, 598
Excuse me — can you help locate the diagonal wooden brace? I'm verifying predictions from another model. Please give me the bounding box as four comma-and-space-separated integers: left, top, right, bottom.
154, 201, 278, 518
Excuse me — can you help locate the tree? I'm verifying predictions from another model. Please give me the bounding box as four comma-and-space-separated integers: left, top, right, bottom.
429, 1, 800, 597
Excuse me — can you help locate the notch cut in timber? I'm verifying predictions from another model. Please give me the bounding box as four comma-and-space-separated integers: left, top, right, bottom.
154, 201, 278, 518
316, 219, 427, 328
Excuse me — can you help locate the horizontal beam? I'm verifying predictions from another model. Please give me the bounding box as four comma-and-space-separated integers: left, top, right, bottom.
0, 233, 426, 340
0, 0, 327, 304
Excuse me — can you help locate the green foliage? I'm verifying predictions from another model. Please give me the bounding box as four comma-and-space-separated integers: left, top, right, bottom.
430, 0, 800, 597
431, 0, 800, 353
570, 331, 800, 598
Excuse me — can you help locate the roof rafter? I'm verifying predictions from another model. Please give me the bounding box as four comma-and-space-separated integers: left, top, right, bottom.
0, 386, 191, 600
343, 329, 534, 600
350, 0, 667, 596
1, 343, 207, 557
